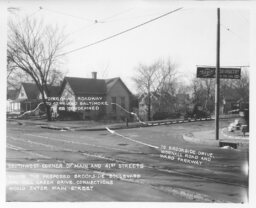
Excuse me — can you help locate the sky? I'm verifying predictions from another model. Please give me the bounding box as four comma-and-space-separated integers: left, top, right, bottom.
5, 0, 252, 93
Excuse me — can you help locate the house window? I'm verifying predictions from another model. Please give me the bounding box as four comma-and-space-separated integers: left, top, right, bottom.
21, 92, 24, 97
111, 97, 116, 112
120, 97, 125, 109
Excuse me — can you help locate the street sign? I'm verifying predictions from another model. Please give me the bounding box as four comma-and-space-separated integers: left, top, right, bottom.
197, 67, 241, 79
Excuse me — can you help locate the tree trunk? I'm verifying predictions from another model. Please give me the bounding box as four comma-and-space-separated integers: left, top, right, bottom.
147, 93, 151, 121
45, 103, 52, 121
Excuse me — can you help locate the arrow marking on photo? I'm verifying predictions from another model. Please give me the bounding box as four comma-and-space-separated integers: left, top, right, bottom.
18, 102, 44, 118
105, 127, 159, 149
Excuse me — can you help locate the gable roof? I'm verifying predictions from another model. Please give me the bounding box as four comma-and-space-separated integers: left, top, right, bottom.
7, 89, 19, 100
47, 86, 61, 97
21, 83, 61, 99
105, 77, 132, 95
63, 77, 107, 96
19, 76, 133, 99
21, 83, 40, 100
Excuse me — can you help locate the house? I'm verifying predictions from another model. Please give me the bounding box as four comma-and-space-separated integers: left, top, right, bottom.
16, 83, 61, 113
59, 76, 107, 120
16, 83, 41, 112
105, 77, 132, 120
58, 73, 132, 120
7, 89, 20, 113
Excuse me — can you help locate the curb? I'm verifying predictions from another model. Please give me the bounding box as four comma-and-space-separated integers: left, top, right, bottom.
39, 125, 139, 131
182, 134, 219, 146
221, 128, 249, 141
183, 128, 249, 147
41, 118, 214, 131
219, 128, 249, 148
9, 117, 214, 132
40, 125, 72, 131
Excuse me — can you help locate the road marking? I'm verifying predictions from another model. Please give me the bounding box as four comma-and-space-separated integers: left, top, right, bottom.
9, 136, 80, 152
7, 143, 26, 151
8, 135, 128, 163
6, 141, 51, 159
24, 133, 139, 153
7, 128, 35, 131
81, 152, 125, 163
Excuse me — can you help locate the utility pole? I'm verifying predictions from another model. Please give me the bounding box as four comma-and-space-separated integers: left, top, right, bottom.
215, 8, 220, 140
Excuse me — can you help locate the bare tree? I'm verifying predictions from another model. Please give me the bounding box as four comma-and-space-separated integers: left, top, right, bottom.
223, 69, 249, 102
7, 69, 32, 90
7, 17, 67, 121
7, 67, 65, 91
190, 69, 249, 114
220, 69, 249, 112
191, 77, 215, 112
133, 58, 177, 120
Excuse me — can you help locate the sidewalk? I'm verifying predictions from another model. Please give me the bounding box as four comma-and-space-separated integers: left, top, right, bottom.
183, 128, 249, 148
7, 118, 143, 131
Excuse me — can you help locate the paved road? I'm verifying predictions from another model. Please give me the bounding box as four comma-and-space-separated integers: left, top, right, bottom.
6, 120, 249, 202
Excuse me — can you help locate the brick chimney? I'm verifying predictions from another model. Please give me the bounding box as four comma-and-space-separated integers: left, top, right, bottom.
92, 72, 97, 79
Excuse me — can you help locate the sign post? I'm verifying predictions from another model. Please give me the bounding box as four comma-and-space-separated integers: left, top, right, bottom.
196, 9, 242, 142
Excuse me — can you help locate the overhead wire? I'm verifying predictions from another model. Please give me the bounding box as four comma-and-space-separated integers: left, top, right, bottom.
101, 6, 136, 22
57, 7, 183, 57
65, 7, 136, 37
8, 7, 42, 25
42, 7, 93, 22
43, 6, 136, 25
106, 7, 192, 23
232, 10, 250, 25
220, 23, 248, 44
220, 10, 249, 44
